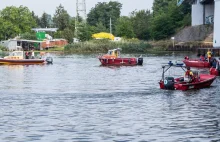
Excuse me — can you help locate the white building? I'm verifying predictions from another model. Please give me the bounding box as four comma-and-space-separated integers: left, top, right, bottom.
0, 39, 42, 51
178, 0, 220, 47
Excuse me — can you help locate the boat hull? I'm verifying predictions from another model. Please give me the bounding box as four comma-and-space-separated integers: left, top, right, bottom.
0, 58, 45, 65
99, 57, 143, 66
159, 74, 216, 91
210, 67, 220, 76
183, 59, 210, 68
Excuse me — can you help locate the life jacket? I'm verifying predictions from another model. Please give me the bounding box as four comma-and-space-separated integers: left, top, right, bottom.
207, 51, 212, 58
185, 70, 193, 77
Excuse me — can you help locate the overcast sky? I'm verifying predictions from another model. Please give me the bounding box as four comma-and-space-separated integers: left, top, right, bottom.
0, 0, 154, 17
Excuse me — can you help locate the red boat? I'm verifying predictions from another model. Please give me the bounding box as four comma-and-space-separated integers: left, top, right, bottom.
98, 48, 143, 66
183, 56, 210, 68
159, 62, 216, 91
210, 60, 220, 76
0, 51, 53, 65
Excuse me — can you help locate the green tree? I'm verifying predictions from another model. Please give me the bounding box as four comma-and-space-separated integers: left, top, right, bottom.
20, 32, 37, 40
130, 10, 152, 40
87, 1, 122, 34
150, 12, 175, 40
40, 12, 51, 28
0, 6, 36, 40
32, 11, 41, 27
115, 16, 135, 38
53, 17, 75, 43
95, 22, 108, 33
53, 4, 70, 30
150, 0, 191, 40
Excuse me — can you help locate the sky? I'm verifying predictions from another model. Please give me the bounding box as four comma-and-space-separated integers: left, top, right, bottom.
0, 0, 154, 17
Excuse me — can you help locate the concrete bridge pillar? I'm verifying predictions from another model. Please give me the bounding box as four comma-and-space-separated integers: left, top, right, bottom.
214, 0, 220, 48
192, 1, 204, 26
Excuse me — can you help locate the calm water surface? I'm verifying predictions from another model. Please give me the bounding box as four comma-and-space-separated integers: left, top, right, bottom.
0, 52, 220, 142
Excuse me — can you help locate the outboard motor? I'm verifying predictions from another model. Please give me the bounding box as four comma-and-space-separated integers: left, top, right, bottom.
164, 77, 175, 90
137, 56, 143, 65
46, 57, 53, 64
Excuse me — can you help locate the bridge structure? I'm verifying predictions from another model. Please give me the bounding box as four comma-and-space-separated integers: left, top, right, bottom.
177, 0, 220, 48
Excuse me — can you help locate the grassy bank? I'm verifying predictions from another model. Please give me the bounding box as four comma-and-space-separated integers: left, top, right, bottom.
64, 39, 152, 53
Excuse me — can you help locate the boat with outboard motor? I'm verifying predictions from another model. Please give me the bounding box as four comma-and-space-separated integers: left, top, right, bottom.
159, 61, 216, 91
98, 48, 143, 66
0, 51, 53, 65
183, 56, 210, 68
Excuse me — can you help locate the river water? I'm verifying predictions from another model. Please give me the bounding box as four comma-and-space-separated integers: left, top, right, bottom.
0, 52, 220, 142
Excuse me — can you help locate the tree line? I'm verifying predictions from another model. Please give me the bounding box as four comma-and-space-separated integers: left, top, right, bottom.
0, 0, 191, 42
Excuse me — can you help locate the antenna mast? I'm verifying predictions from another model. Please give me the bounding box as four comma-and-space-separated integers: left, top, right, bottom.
75, 0, 87, 38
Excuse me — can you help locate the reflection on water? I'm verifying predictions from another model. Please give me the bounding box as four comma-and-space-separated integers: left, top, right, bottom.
0, 52, 220, 142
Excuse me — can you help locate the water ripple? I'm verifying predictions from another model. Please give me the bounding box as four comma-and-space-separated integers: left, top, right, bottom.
0, 53, 220, 141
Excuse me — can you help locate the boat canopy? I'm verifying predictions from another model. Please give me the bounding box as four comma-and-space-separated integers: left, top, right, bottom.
4, 51, 24, 59
9, 51, 23, 57
107, 48, 121, 58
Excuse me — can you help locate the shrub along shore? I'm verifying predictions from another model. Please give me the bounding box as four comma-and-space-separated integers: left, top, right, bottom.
64, 39, 152, 53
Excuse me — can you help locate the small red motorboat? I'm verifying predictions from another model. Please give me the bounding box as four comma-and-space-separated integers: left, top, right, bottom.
98, 48, 143, 66
183, 56, 210, 68
159, 62, 216, 91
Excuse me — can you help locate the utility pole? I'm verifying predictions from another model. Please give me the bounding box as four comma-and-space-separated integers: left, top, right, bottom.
110, 17, 112, 34
75, 0, 87, 39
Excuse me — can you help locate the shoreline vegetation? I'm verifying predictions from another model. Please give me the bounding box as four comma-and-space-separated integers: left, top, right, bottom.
64, 39, 152, 53
63, 39, 212, 53
1, 39, 212, 54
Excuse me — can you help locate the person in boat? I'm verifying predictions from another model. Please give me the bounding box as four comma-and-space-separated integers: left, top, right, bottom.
184, 67, 194, 83
211, 58, 217, 68
25, 51, 29, 59
184, 56, 189, 60
112, 50, 116, 57
200, 54, 205, 61
31, 49, 35, 59
207, 48, 212, 63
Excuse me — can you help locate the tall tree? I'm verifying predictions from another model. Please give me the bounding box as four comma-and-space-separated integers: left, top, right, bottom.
0, 6, 36, 40
150, 0, 191, 40
53, 17, 75, 43
32, 11, 41, 27
130, 10, 152, 40
87, 1, 122, 34
53, 4, 70, 30
115, 16, 135, 38
40, 12, 52, 28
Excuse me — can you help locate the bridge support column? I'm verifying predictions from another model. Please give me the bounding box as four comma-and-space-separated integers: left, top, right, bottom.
214, 0, 220, 48
192, 1, 204, 26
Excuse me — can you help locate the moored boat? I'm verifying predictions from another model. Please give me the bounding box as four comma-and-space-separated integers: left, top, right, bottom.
159, 62, 216, 91
98, 48, 143, 66
210, 59, 220, 76
183, 56, 210, 68
0, 51, 53, 65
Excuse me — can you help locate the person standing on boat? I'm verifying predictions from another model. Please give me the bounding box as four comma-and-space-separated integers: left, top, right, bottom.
31, 49, 35, 59
184, 67, 194, 82
200, 54, 205, 61
25, 51, 29, 59
207, 49, 212, 63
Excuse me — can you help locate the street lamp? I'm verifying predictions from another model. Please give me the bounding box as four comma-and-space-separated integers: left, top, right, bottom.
171, 37, 175, 48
